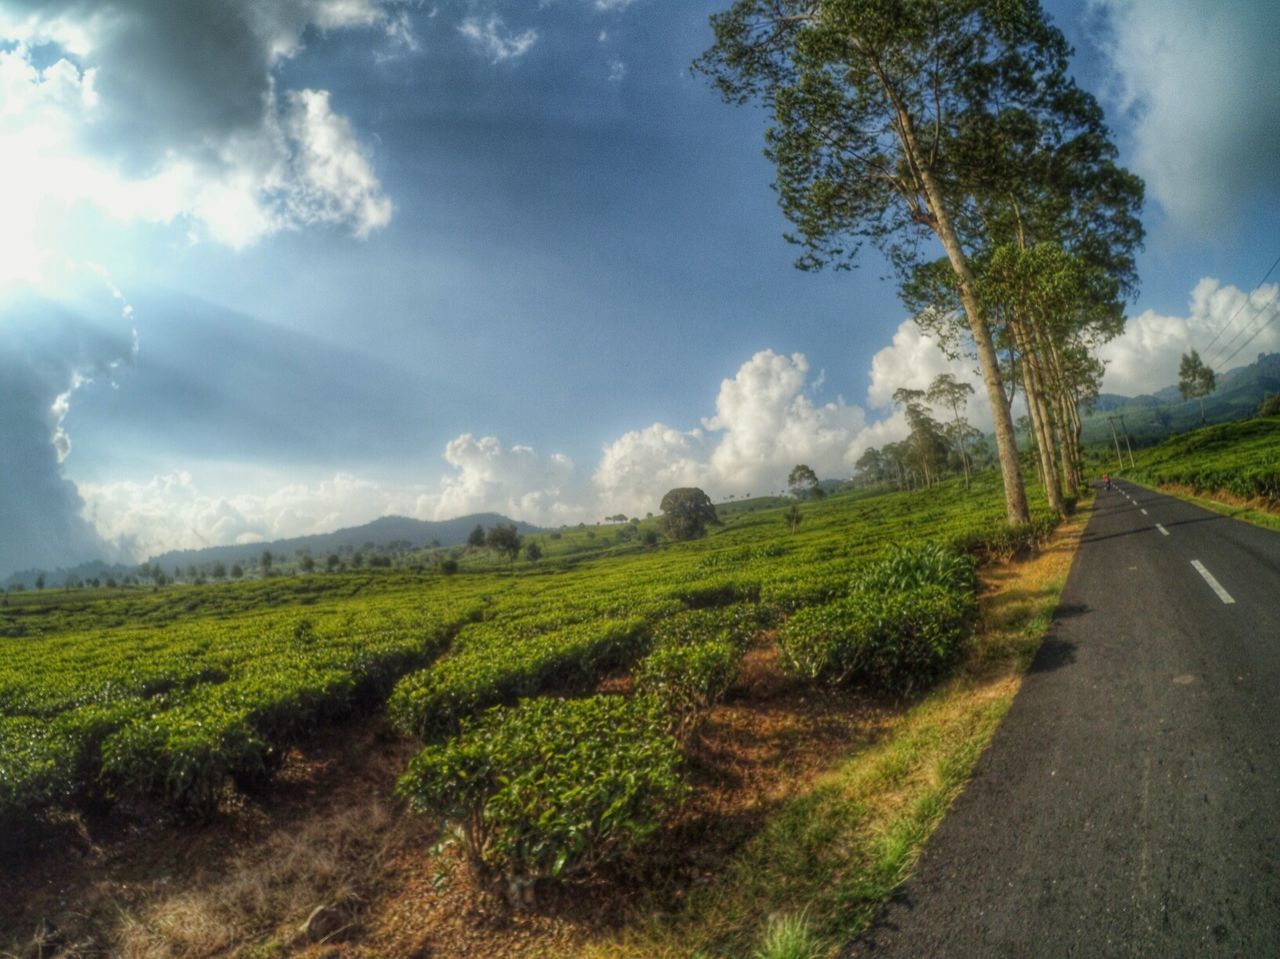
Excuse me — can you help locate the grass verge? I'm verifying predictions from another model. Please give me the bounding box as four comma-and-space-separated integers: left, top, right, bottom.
1126, 480, 1280, 534
579, 505, 1088, 959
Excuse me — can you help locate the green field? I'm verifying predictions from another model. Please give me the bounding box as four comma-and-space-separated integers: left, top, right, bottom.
0, 473, 1061, 836
1121, 415, 1280, 505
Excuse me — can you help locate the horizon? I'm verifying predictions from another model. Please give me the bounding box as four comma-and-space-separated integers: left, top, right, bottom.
2, 0, 1279, 578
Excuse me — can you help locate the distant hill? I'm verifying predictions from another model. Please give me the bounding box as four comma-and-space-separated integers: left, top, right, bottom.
148, 513, 542, 570
2, 512, 541, 591
1082, 352, 1280, 449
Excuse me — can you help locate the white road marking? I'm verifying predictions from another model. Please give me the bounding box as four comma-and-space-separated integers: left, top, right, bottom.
1191, 560, 1236, 605
1141, 509, 1148, 515
1156, 524, 1170, 536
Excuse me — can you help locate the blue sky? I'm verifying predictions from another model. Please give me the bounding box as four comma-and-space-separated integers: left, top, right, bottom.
1, 0, 1278, 573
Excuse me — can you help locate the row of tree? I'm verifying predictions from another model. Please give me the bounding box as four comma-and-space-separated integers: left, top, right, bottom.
699, 0, 1145, 522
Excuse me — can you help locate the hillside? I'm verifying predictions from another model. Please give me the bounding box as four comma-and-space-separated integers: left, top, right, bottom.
1, 512, 542, 591
1081, 351, 1280, 447
1121, 415, 1280, 518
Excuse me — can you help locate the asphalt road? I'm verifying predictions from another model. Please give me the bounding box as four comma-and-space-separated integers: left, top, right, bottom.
843, 482, 1280, 958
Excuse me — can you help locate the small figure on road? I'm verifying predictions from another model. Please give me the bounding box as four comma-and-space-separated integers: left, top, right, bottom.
1103, 473, 1112, 491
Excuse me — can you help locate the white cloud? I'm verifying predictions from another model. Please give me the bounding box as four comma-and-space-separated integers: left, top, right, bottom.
80, 471, 421, 561
1092, 0, 1280, 227
0, 1, 399, 263
866, 319, 983, 412
607, 59, 626, 83
1100, 277, 1280, 396
593, 350, 869, 514
78, 343, 999, 556
458, 15, 539, 62
421, 434, 583, 524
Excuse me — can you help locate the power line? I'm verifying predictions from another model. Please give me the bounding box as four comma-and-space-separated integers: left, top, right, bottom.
1209, 286, 1280, 372
1201, 250, 1280, 367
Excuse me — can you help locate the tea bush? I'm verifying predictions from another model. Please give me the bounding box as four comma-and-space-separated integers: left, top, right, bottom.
776, 584, 975, 690
398, 695, 685, 905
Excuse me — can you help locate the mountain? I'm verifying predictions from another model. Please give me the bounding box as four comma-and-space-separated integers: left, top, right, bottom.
147, 513, 542, 571
2, 512, 541, 591
1081, 352, 1280, 448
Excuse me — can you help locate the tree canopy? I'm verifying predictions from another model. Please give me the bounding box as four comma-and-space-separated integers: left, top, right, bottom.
1179, 349, 1216, 424
486, 524, 523, 561
787, 463, 823, 500
697, 0, 1142, 525
658, 488, 721, 541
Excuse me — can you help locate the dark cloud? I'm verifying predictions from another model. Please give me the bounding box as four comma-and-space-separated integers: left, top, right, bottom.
0, 289, 134, 576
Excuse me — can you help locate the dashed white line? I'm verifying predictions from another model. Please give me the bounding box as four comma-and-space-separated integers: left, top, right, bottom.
1141, 508, 1148, 515
1191, 560, 1236, 605
1156, 524, 1170, 536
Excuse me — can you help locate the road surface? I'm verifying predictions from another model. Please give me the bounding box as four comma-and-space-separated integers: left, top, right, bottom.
843, 481, 1280, 958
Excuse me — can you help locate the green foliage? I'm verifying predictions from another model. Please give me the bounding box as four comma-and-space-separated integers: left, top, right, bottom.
1126, 416, 1280, 504
0, 469, 1060, 834
752, 911, 825, 959
659, 487, 721, 541
777, 585, 975, 690
855, 543, 977, 596
1260, 393, 1280, 417
635, 610, 751, 744
388, 617, 653, 741
1179, 348, 1217, 417
486, 524, 523, 561
946, 515, 1060, 564
397, 695, 685, 903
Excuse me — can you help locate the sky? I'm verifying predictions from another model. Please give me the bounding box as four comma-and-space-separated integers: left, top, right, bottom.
1, 0, 1278, 574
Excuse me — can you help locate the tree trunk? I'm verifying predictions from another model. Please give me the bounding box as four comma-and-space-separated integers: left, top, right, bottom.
879, 73, 1030, 525
1011, 315, 1064, 515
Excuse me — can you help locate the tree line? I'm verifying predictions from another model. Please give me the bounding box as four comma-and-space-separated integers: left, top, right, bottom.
698, 0, 1145, 522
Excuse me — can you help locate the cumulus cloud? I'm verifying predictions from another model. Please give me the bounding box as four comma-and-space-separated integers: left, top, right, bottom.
1092, 0, 1280, 227
0, 0, 398, 255
81, 471, 424, 561
1099, 277, 1280, 396
458, 15, 538, 62
592, 350, 868, 515
76, 344, 992, 558
422, 433, 582, 524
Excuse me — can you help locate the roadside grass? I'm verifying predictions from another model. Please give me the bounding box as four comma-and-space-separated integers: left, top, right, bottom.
1125, 480, 1280, 534
580, 504, 1088, 959
1116, 415, 1280, 532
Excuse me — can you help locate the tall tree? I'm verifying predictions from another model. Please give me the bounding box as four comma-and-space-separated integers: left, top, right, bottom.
787, 463, 823, 500
698, 0, 1141, 525
486, 524, 523, 562
1179, 349, 1216, 425
926, 373, 975, 486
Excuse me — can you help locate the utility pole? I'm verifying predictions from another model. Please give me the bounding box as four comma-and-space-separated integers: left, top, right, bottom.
1117, 414, 1136, 468
1106, 416, 1124, 470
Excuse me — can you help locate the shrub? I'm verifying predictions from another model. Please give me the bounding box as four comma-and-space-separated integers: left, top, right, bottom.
854, 543, 977, 596
947, 514, 1058, 564
635, 630, 743, 744
398, 695, 685, 905
776, 585, 974, 690
101, 698, 267, 818
388, 617, 650, 741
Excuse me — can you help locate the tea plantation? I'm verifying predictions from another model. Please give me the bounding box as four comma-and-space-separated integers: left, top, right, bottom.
1, 474, 1060, 876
